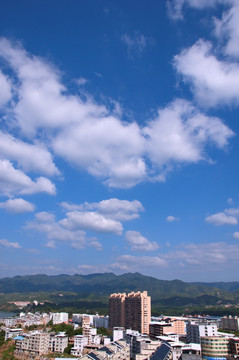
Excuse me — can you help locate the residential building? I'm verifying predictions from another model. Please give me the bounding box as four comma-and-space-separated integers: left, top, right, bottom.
51, 312, 68, 324
220, 316, 239, 331
109, 292, 126, 328
229, 337, 239, 356
113, 327, 125, 342
201, 336, 229, 360
109, 291, 151, 334
186, 321, 218, 344
5, 328, 23, 341
50, 332, 68, 353
93, 314, 109, 328
15, 331, 50, 358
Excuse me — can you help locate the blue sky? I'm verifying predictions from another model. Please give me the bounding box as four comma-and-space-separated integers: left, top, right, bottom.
0, 0, 239, 282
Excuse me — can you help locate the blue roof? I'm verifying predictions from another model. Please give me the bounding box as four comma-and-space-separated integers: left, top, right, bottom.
150, 342, 172, 360
13, 336, 24, 340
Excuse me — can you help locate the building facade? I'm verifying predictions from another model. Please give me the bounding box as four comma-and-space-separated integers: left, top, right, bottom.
201, 336, 229, 360
109, 291, 151, 334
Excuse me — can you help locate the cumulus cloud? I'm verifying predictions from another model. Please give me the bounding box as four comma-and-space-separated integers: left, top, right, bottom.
205, 211, 237, 226
0, 38, 234, 189
205, 207, 239, 226
26, 198, 146, 249
174, 39, 239, 107
213, 0, 239, 59
61, 198, 144, 221
0, 238, 21, 249
60, 211, 123, 235
144, 99, 233, 169
125, 230, 159, 251
26, 211, 101, 250
0, 131, 59, 176
0, 198, 35, 213
0, 159, 56, 196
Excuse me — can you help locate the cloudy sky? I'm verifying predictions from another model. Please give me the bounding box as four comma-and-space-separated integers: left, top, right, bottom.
0, 0, 239, 281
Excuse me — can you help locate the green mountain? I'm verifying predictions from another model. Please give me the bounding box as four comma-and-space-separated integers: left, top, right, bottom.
0, 273, 238, 314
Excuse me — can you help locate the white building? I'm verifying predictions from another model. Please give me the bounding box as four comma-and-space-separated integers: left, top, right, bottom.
113, 327, 125, 342
186, 321, 218, 344
71, 335, 88, 356
15, 331, 50, 357
51, 312, 68, 324
52, 332, 68, 353
5, 328, 23, 341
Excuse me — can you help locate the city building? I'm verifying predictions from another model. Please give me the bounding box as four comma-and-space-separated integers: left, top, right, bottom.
186, 321, 218, 344
109, 292, 126, 328
220, 316, 239, 331
150, 319, 185, 337
109, 291, 151, 334
113, 327, 125, 342
50, 332, 68, 353
201, 336, 229, 360
15, 331, 50, 358
51, 312, 68, 324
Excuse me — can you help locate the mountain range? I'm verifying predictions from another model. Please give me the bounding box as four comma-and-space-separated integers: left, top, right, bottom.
0, 273, 238, 314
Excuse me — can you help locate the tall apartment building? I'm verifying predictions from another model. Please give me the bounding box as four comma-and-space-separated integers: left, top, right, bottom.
109, 292, 127, 328
109, 291, 151, 334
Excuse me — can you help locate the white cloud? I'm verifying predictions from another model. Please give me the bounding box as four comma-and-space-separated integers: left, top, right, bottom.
174, 39, 239, 107
144, 99, 233, 168
233, 232, 239, 239
205, 211, 237, 226
225, 207, 239, 216
125, 230, 159, 251
26, 211, 100, 250
165, 241, 239, 266
0, 38, 234, 188
0, 131, 59, 176
121, 32, 150, 57
0, 70, 12, 107
0, 159, 56, 196
0, 238, 21, 249
167, 0, 220, 19
111, 254, 167, 271
53, 115, 146, 188
213, 1, 239, 59
205, 206, 239, 226
0, 198, 35, 213
62, 198, 144, 221
77, 240, 239, 275
166, 215, 179, 222
60, 211, 123, 235
75, 77, 88, 86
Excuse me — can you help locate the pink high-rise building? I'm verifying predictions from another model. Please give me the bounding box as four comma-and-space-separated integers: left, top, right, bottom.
109, 291, 151, 334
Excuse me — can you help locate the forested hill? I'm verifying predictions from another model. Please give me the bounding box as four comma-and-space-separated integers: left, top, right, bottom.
0, 272, 238, 302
